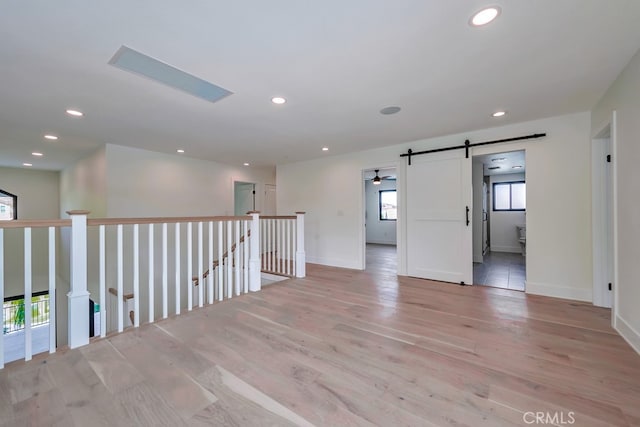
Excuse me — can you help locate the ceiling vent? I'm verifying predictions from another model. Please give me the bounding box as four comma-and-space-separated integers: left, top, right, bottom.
108, 45, 233, 103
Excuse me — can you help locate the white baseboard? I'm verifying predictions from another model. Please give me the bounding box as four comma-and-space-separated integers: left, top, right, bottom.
365, 240, 397, 246
615, 315, 640, 355
490, 245, 521, 253
525, 281, 592, 302
306, 255, 361, 270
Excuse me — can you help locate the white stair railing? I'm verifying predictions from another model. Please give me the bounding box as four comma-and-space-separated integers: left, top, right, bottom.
87, 214, 260, 337
260, 212, 305, 278
0, 210, 306, 369
0, 217, 70, 368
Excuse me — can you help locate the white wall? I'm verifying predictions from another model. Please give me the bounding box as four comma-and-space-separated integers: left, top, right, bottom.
365, 179, 397, 245
105, 144, 275, 217
0, 166, 60, 297
60, 146, 107, 218
592, 48, 640, 353
489, 173, 526, 253
278, 112, 593, 302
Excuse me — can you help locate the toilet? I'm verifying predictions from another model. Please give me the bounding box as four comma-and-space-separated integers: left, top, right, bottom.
517, 225, 526, 256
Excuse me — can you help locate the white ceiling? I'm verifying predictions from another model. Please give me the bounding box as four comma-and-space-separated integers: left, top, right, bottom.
474, 150, 525, 176
1, 1, 640, 171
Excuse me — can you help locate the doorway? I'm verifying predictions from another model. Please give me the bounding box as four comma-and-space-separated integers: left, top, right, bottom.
592, 118, 615, 310
472, 150, 526, 291
234, 182, 255, 216
363, 167, 397, 274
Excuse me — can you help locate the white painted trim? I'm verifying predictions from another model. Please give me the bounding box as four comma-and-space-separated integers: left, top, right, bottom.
591, 136, 609, 307
360, 162, 403, 274
615, 315, 640, 356
490, 245, 521, 253
306, 255, 360, 270
611, 111, 619, 328
526, 281, 592, 302
365, 240, 397, 246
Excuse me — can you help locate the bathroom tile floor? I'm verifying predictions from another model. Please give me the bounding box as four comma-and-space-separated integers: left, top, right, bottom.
473, 251, 526, 291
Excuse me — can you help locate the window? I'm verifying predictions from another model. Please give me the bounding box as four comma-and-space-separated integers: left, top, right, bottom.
0, 189, 17, 220
3, 291, 50, 334
493, 181, 525, 211
379, 190, 397, 220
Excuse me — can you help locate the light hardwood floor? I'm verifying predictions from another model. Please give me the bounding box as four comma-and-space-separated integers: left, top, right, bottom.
1, 263, 639, 426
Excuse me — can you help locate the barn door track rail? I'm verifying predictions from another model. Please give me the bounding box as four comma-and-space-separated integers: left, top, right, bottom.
400, 133, 546, 165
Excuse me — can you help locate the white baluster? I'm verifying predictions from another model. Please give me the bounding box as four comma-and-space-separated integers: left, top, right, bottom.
234, 220, 240, 296
292, 219, 297, 277
99, 225, 106, 337
286, 219, 290, 276
243, 220, 249, 293
117, 224, 124, 333
226, 221, 232, 299
148, 224, 154, 323
198, 222, 203, 307
187, 222, 193, 311
133, 224, 139, 327
0, 229, 4, 369
48, 227, 56, 353
217, 221, 223, 301
175, 222, 181, 315
208, 221, 214, 305
24, 228, 32, 361
296, 212, 306, 278
162, 223, 168, 319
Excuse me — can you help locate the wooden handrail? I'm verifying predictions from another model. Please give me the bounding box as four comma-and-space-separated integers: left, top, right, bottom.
87, 215, 251, 226
108, 288, 134, 301
192, 230, 251, 286
260, 216, 296, 220
0, 219, 71, 229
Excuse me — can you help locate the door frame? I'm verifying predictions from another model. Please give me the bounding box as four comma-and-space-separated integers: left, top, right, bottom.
470, 146, 527, 287
591, 111, 618, 322
360, 161, 404, 273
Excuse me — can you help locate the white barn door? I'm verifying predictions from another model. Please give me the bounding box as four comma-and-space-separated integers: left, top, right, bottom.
406, 150, 473, 284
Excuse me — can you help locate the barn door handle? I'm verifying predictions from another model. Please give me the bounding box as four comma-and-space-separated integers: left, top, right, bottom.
466, 206, 470, 226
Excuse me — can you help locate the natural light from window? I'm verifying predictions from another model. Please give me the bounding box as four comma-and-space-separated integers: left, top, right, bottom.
379, 190, 397, 220
493, 181, 526, 211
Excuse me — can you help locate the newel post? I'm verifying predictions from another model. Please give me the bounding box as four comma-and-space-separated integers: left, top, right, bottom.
295, 212, 306, 278
67, 210, 90, 349
248, 211, 261, 292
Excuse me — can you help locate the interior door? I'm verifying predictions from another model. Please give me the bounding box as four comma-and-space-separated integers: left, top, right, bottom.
406, 150, 472, 284
234, 182, 255, 215
264, 184, 277, 216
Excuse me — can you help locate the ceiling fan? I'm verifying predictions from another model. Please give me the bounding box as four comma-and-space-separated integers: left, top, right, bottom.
372, 169, 392, 185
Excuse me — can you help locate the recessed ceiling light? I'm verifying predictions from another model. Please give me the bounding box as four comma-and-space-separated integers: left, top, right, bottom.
44, 134, 58, 140
380, 106, 401, 115
271, 97, 286, 105
322, 147, 329, 151
491, 157, 506, 162
512, 165, 523, 169
32, 152, 43, 157
243, 162, 250, 166
492, 111, 506, 117
66, 109, 83, 117
470, 6, 501, 27
176, 149, 185, 153
23, 163, 33, 167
